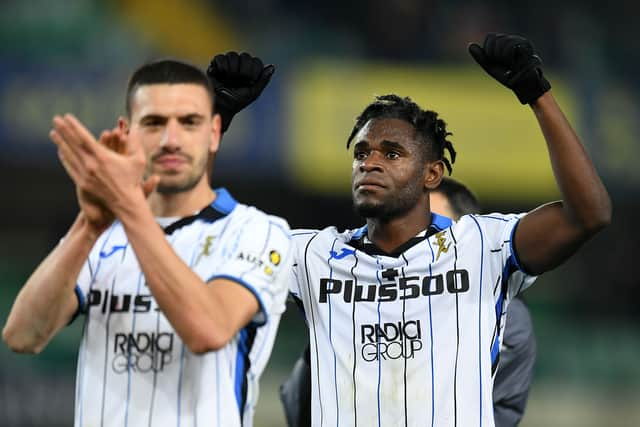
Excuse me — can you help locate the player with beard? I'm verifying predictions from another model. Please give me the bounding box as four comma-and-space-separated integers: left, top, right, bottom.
281, 177, 537, 427
3, 58, 291, 427
283, 34, 610, 426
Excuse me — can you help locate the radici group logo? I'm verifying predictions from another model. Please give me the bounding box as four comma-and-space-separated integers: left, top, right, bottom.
111, 331, 175, 374
360, 319, 423, 362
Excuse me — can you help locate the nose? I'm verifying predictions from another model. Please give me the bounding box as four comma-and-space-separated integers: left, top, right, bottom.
359, 151, 384, 173
160, 119, 180, 150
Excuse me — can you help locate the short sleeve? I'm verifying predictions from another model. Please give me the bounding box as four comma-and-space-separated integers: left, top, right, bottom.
287, 230, 319, 300
472, 213, 537, 298
206, 214, 293, 326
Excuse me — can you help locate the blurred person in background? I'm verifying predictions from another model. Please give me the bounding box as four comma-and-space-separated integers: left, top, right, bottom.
275, 32, 609, 426
2, 57, 291, 427
280, 176, 537, 427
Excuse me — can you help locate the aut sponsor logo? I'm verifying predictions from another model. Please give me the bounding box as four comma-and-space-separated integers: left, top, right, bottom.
318, 268, 470, 303
112, 332, 174, 374
238, 249, 282, 276
88, 289, 158, 314
269, 250, 281, 266
360, 320, 422, 362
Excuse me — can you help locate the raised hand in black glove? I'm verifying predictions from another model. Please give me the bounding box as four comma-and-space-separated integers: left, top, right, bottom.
468, 33, 551, 105
206, 52, 275, 132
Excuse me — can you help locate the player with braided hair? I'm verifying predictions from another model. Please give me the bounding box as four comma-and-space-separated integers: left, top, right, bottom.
347, 94, 456, 176
283, 32, 609, 426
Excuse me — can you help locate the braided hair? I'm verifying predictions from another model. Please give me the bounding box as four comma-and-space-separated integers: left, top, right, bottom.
346, 94, 456, 174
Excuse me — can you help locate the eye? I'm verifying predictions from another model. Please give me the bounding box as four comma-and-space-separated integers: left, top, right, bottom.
386, 151, 400, 160
181, 115, 203, 127
141, 117, 164, 128
354, 150, 368, 160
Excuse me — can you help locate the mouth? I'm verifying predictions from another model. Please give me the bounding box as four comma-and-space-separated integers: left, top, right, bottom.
355, 179, 386, 191
153, 154, 188, 168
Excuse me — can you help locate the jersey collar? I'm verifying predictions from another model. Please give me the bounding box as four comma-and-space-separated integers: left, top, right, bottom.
162, 187, 237, 235
348, 212, 453, 257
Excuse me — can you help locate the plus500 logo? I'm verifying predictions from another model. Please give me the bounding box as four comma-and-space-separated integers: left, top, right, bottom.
318, 269, 470, 303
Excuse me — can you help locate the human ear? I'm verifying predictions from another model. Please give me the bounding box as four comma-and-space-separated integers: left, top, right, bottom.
424, 160, 445, 190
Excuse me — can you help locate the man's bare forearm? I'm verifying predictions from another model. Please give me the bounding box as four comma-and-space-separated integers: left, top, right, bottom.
2, 214, 97, 353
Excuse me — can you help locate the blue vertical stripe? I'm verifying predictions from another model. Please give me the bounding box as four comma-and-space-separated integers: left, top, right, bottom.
234, 329, 249, 411
374, 257, 385, 427
100, 242, 130, 427
78, 223, 118, 427
491, 256, 516, 366
124, 271, 146, 427
148, 233, 178, 427
470, 216, 485, 425
176, 227, 208, 427
326, 238, 340, 427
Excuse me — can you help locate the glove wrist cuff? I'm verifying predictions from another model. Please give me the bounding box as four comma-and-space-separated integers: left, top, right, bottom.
511, 67, 551, 105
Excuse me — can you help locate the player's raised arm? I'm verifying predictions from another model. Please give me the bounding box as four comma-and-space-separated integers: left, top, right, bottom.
469, 33, 612, 275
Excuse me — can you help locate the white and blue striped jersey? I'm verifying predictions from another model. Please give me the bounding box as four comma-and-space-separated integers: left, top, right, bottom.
72, 188, 292, 427
289, 212, 536, 427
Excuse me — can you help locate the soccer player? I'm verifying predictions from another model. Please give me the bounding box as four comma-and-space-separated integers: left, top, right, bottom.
285, 33, 610, 426
280, 177, 537, 427
2, 58, 291, 427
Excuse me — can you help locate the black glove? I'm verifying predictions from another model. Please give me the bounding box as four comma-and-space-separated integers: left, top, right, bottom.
468, 33, 551, 104
206, 52, 275, 132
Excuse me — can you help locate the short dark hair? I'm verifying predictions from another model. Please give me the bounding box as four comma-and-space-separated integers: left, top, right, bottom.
125, 59, 215, 117
434, 177, 480, 218
346, 94, 456, 174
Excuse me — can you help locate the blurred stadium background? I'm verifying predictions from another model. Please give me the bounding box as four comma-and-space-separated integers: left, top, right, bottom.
1, 0, 639, 426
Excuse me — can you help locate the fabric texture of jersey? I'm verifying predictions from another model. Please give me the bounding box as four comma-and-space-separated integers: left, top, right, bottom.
72, 188, 292, 427
289, 212, 536, 427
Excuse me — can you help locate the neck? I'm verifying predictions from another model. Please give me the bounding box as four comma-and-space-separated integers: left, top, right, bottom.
366, 201, 431, 254
148, 180, 216, 217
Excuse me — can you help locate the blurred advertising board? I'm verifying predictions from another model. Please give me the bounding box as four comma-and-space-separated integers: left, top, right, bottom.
285, 60, 581, 202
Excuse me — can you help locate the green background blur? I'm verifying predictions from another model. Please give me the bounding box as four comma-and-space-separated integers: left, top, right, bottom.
1, 0, 639, 426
